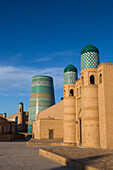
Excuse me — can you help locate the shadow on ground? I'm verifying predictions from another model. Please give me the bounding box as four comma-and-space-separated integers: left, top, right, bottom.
48, 166, 75, 170
66, 154, 109, 170
48, 154, 111, 170
13, 135, 32, 142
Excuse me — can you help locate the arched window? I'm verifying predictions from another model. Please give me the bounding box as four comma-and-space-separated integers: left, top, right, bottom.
70, 89, 74, 96
90, 75, 95, 84
99, 74, 102, 84
81, 76, 84, 85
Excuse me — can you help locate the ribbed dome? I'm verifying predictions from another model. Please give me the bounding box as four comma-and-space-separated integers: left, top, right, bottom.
81, 44, 99, 54
64, 64, 77, 73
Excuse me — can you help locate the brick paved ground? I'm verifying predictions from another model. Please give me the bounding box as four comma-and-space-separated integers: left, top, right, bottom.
44, 146, 113, 170
0, 141, 74, 170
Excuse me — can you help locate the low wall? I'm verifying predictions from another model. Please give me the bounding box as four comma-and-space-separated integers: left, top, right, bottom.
0, 134, 25, 141
39, 149, 99, 170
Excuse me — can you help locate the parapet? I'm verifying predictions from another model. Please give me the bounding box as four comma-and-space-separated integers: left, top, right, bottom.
98, 62, 113, 68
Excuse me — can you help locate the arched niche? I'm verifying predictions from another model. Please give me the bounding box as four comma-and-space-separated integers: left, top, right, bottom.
99, 74, 102, 84
70, 89, 74, 96
90, 75, 95, 84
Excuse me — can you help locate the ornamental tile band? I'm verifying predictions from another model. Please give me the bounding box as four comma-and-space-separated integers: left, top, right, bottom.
81, 52, 99, 70
81, 44, 99, 70
64, 72, 77, 84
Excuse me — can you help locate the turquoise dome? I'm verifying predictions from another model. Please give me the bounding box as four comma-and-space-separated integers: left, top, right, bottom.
81, 44, 99, 54
19, 102, 23, 105
64, 64, 77, 73
64, 64, 78, 85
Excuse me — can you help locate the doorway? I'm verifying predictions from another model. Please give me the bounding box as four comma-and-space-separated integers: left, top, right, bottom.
49, 129, 54, 139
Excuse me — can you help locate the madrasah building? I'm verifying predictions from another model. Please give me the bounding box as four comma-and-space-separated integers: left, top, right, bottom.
7, 44, 113, 149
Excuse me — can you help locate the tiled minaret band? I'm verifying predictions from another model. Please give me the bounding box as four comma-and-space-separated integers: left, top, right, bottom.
28, 75, 55, 134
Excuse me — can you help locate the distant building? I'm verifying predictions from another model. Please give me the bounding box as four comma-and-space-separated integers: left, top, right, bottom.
7, 102, 29, 132
0, 113, 16, 141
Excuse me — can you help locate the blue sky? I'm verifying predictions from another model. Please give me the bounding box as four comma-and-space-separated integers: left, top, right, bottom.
0, 0, 113, 116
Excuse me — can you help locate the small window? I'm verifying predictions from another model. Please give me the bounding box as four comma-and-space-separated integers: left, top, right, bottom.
81, 76, 84, 85
70, 89, 74, 96
20, 109, 22, 112
90, 75, 95, 84
99, 74, 102, 84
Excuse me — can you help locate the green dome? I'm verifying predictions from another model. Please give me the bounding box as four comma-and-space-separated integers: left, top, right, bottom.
81, 44, 99, 54
64, 64, 77, 73
19, 102, 23, 105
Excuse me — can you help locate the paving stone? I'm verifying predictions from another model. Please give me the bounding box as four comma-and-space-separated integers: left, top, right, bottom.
0, 142, 73, 170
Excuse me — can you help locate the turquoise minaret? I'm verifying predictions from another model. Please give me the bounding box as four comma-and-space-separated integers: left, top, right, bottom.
28, 75, 55, 134
64, 64, 78, 85
81, 44, 99, 70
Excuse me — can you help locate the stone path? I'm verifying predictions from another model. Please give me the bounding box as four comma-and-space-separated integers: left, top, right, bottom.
0, 141, 74, 170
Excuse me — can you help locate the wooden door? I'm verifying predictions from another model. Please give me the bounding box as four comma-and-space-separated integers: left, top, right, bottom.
49, 130, 54, 139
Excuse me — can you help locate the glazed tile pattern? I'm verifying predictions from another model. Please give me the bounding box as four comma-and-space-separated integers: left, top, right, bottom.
81, 52, 99, 70
28, 76, 55, 133
64, 71, 77, 85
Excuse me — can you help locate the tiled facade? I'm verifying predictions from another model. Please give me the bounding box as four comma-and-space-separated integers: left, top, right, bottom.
81, 52, 99, 70
28, 75, 55, 133
64, 71, 77, 85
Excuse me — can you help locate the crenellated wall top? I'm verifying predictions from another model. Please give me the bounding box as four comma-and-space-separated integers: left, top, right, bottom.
98, 62, 113, 68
